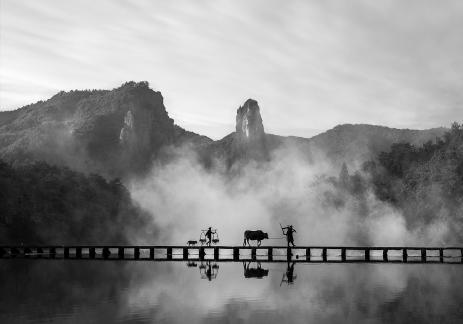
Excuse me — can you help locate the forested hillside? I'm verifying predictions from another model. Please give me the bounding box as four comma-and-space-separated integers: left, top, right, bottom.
0, 161, 154, 244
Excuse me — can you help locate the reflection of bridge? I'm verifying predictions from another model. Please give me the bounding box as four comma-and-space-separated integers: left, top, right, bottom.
1, 245, 462, 263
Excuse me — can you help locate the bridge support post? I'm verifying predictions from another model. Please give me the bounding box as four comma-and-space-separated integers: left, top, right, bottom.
118, 247, 124, 259
64, 247, 69, 259
341, 248, 346, 261
89, 248, 95, 259
199, 247, 205, 261
306, 248, 311, 261
421, 249, 426, 262
183, 248, 188, 260
403, 249, 408, 262
103, 247, 111, 259
233, 248, 239, 261
287, 247, 291, 262
251, 248, 256, 261
268, 248, 273, 261
322, 248, 327, 261
75, 247, 82, 259
134, 247, 140, 259
167, 247, 173, 260
365, 248, 370, 261
49, 247, 56, 258
439, 249, 444, 262
383, 249, 388, 261
461, 249, 463, 263
149, 248, 154, 260
214, 247, 219, 260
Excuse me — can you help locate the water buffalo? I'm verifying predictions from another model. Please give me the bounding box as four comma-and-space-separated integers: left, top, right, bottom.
243, 230, 268, 246
243, 262, 269, 279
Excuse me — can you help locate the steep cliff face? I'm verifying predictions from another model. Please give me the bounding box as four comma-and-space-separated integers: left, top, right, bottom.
235, 99, 265, 142
204, 99, 270, 167
0, 81, 207, 178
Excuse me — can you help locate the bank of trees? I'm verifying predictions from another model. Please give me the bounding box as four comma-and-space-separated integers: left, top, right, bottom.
0, 161, 153, 244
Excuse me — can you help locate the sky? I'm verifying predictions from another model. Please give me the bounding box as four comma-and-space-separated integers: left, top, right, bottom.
1, 0, 462, 140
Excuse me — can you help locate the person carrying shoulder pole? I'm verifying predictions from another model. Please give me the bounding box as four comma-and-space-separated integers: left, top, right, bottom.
205, 227, 216, 246
280, 223, 296, 247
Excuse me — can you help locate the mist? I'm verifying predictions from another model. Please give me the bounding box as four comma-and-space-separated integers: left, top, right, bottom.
130, 143, 450, 246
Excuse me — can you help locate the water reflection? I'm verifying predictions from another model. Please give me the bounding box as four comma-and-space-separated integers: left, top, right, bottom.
243, 262, 269, 279
199, 261, 220, 280
0, 260, 462, 323
280, 262, 297, 285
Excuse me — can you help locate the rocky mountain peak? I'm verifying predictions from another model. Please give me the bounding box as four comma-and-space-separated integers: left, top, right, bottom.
236, 99, 265, 141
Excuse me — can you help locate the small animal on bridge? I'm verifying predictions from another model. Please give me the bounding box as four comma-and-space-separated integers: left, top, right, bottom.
243, 230, 269, 247
243, 262, 269, 279
187, 240, 198, 246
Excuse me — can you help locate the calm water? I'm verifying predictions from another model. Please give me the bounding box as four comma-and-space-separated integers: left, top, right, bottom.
0, 259, 462, 323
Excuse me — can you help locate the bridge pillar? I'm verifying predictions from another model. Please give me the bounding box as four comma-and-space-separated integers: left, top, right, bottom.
64, 247, 70, 259
103, 247, 111, 259
199, 247, 205, 261
306, 248, 311, 261
341, 248, 346, 261
214, 247, 220, 260
183, 248, 188, 260
421, 249, 426, 262
403, 249, 408, 262
167, 247, 173, 260
118, 247, 124, 259
287, 247, 291, 262
76, 247, 82, 259
439, 249, 444, 262
89, 248, 95, 259
365, 248, 370, 261
0, 247, 4, 258
461, 249, 463, 263
149, 248, 154, 260
251, 248, 257, 261
233, 248, 239, 261
383, 249, 388, 261
322, 248, 327, 261
268, 248, 273, 261
49, 247, 56, 258
134, 247, 140, 259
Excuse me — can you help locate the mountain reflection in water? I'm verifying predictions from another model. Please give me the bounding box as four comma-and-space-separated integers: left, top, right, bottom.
0, 260, 462, 323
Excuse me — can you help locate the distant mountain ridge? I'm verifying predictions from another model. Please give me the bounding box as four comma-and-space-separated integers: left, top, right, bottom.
0, 81, 211, 178
0, 81, 448, 178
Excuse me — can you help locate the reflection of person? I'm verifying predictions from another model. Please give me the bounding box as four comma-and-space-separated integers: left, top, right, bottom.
280, 261, 296, 286
281, 225, 297, 247
286, 262, 295, 284
206, 263, 212, 281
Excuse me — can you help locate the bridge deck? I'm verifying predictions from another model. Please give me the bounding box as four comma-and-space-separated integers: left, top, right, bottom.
1, 245, 462, 263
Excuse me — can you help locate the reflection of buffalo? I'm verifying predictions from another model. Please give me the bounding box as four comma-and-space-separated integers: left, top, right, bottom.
243, 262, 269, 279
243, 230, 268, 246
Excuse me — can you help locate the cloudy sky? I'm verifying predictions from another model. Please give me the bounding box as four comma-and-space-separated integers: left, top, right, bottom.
1, 0, 462, 139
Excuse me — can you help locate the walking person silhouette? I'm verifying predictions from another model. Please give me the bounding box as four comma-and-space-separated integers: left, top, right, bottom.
281, 224, 297, 247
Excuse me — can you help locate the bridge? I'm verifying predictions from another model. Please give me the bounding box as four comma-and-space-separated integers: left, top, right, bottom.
1, 245, 462, 263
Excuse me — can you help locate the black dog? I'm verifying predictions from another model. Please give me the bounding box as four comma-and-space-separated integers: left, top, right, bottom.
187, 240, 197, 246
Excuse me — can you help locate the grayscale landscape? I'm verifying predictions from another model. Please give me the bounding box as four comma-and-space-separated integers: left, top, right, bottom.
1, 1, 462, 323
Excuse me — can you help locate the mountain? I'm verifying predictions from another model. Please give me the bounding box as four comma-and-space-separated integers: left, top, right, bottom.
206, 99, 447, 169
0, 81, 211, 178
0, 81, 448, 177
